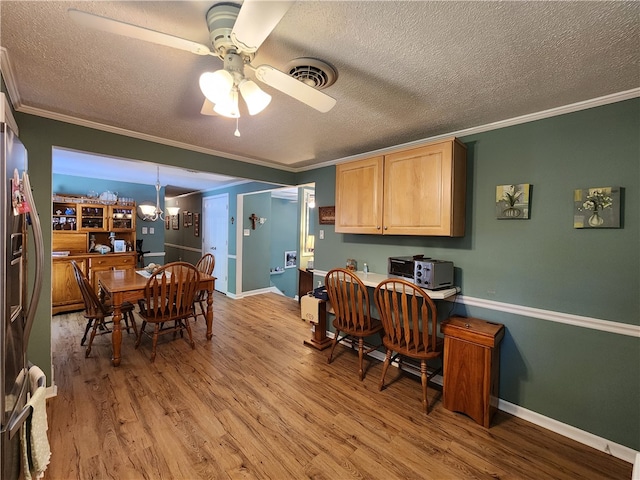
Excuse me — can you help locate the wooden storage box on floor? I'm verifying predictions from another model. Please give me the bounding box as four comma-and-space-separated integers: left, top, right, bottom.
441, 316, 505, 428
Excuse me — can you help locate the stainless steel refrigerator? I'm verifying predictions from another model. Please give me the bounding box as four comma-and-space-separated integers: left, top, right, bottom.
0, 94, 44, 480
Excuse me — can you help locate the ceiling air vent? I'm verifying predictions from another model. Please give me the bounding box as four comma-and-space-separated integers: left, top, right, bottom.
286, 58, 337, 89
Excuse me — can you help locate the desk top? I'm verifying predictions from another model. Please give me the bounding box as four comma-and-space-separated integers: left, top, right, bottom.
311, 269, 459, 300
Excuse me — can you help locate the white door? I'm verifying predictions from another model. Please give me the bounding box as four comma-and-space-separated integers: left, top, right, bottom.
202, 194, 228, 294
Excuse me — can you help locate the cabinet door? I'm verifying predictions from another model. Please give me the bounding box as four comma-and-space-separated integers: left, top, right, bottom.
52, 202, 78, 231
79, 204, 107, 231
109, 206, 135, 231
384, 140, 466, 236
52, 258, 84, 308
335, 156, 384, 234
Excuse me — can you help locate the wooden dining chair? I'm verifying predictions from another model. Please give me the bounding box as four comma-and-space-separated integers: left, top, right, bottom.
325, 268, 384, 381
136, 261, 200, 362
192, 253, 215, 321
71, 260, 137, 357
374, 278, 443, 414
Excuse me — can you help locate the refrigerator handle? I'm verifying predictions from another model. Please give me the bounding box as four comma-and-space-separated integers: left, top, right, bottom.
21, 172, 44, 346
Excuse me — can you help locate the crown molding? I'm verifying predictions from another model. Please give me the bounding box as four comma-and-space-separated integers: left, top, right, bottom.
17, 103, 298, 173
0, 47, 22, 111
301, 87, 640, 172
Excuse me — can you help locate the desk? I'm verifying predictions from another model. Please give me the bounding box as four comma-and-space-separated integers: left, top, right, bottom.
311, 270, 460, 300
97, 269, 216, 366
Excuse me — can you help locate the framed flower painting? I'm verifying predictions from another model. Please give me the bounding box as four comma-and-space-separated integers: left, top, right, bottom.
496, 184, 531, 219
573, 186, 621, 228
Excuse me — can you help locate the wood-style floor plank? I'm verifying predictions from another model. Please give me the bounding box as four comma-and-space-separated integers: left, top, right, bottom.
45, 292, 633, 479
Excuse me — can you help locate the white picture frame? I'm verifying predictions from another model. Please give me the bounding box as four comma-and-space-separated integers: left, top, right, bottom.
113, 239, 126, 253
284, 250, 297, 269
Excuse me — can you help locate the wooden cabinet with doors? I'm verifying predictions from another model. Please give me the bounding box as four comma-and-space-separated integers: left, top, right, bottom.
52, 257, 86, 315
52, 252, 138, 314
335, 138, 467, 236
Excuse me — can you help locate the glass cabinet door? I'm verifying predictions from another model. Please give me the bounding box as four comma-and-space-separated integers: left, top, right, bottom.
110, 206, 135, 231
79, 204, 107, 231
52, 202, 78, 230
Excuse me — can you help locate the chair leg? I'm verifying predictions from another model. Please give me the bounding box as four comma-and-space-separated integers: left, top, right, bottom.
85, 318, 103, 357
151, 324, 160, 362
421, 360, 428, 414
327, 329, 341, 363
127, 311, 138, 337
357, 337, 365, 381
197, 299, 207, 321
81, 319, 93, 346
183, 319, 195, 349
379, 349, 392, 391
135, 321, 146, 349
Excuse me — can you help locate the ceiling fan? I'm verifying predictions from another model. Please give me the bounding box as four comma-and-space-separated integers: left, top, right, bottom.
68, 1, 337, 124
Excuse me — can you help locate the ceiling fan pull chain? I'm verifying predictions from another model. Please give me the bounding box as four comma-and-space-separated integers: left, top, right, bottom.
234, 118, 241, 138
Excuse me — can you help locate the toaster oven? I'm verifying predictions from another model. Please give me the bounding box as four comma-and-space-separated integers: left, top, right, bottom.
388, 255, 454, 290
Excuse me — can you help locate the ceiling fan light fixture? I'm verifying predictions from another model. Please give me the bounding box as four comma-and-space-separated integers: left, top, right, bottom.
199, 70, 233, 104
239, 79, 271, 115
213, 87, 240, 118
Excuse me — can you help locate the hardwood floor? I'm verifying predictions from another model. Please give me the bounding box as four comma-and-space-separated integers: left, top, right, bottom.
47, 292, 632, 479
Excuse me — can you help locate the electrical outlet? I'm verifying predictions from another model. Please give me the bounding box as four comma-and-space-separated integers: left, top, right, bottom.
244, 229, 250, 236
149, 227, 154, 234
142, 227, 148, 235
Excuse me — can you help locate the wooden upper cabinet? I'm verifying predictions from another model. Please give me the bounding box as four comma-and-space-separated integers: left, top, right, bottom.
335, 138, 466, 236
335, 156, 384, 234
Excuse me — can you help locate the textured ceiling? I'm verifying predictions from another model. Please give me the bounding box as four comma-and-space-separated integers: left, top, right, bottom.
1, 1, 639, 183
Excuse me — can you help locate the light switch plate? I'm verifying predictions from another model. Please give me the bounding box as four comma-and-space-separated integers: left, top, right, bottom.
319, 229, 324, 239
244, 229, 250, 236
149, 227, 154, 234
142, 227, 148, 235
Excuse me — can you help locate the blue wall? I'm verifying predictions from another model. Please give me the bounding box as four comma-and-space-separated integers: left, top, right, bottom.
297, 98, 640, 450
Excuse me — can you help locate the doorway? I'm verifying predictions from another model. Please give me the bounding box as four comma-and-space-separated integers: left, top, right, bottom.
203, 194, 229, 294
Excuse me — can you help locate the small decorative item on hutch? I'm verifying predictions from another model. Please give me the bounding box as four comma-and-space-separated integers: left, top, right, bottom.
172, 214, 179, 230
496, 184, 531, 219
573, 186, 621, 229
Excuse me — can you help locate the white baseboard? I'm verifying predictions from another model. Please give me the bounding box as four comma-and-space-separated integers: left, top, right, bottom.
328, 332, 638, 464
499, 399, 638, 464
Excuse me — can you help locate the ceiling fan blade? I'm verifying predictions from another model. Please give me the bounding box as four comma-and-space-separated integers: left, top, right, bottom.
231, 0, 294, 53
68, 9, 212, 56
200, 98, 218, 116
253, 65, 336, 113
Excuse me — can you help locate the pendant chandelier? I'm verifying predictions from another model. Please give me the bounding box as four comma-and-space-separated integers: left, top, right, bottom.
138, 167, 165, 222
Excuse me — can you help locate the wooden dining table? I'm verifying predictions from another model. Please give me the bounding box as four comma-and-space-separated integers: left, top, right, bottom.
97, 268, 216, 366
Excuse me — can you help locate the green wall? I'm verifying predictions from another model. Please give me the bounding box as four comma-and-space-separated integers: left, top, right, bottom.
297, 99, 640, 450
269, 196, 299, 297
242, 192, 272, 292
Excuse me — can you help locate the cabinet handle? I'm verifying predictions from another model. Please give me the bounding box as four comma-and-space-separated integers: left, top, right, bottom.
376, 226, 381, 230
384, 226, 388, 230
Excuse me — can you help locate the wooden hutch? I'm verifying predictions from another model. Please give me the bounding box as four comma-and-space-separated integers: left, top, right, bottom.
52, 194, 138, 314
